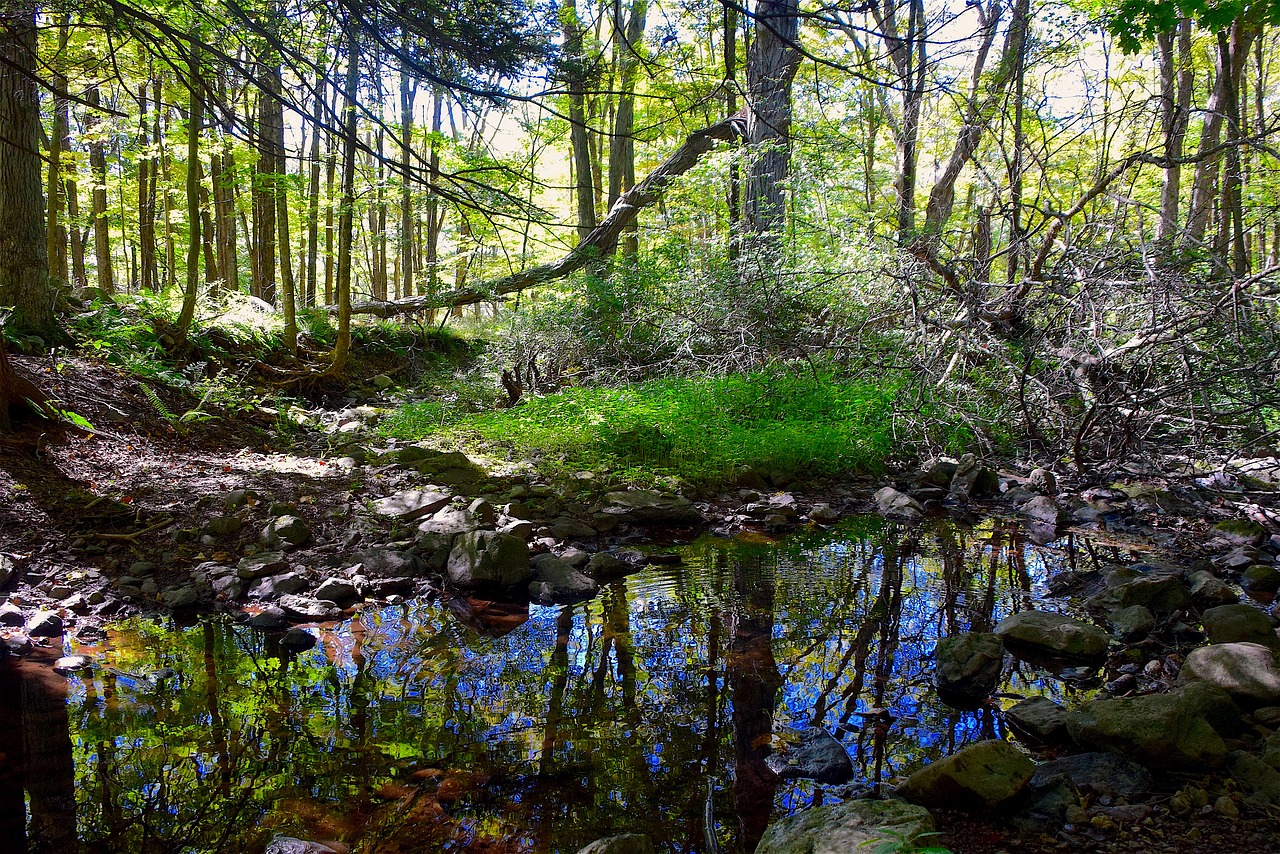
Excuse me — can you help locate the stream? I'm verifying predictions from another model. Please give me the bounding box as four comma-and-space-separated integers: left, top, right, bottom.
2, 516, 1126, 853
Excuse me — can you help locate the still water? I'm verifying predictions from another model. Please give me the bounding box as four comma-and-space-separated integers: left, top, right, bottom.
6, 517, 1123, 853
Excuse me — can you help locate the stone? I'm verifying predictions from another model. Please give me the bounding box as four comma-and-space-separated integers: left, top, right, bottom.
915, 458, 958, 489
53, 655, 92, 674
1005, 696, 1071, 745
1228, 751, 1280, 805
1090, 571, 1193, 615
586, 552, 630, 578
575, 835, 655, 854
499, 520, 535, 541
809, 503, 840, 524
204, 516, 243, 537
0, 554, 16, 587
934, 632, 1004, 708
371, 489, 453, 521
447, 531, 531, 587
417, 506, 479, 537
1065, 685, 1229, 768
1200, 604, 1280, 650
756, 799, 935, 854
161, 586, 201, 609
222, 488, 258, 511
1242, 564, 1280, 596
237, 552, 289, 580
0, 602, 25, 627
873, 486, 924, 521
1009, 772, 1081, 834
280, 628, 317, 653
1108, 605, 1156, 641
129, 560, 158, 577
1030, 752, 1152, 799
1180, 642, 1280, 706
897, 739, 1033, 808
212, 575, 243, 599
351, 547, 422, 579
466, 498, 497, 526
1020, 496, 1063, 527
394, 445, 436, 464
246, 606, 290, 630
1213, 519, 1269, 547
542, 516, 598, 539
261, 515, 312, 549
994, 610, 1109, 662
1189, 570, 1238, 607
315, 577, 361, 606
25, 610, 63, 637
371, 374, 394, 390
264, 838, 342, 854
249, 571, 309, 600
592, 490, 703, 525
949, 453, 999, 499
528, 554, 597, 605
276, 595, 343, 622
1027, 468, 1057, 494
764, 727, 853, 784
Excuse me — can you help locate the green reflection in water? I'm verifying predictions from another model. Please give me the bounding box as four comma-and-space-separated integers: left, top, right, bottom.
59, 517, 1108, 852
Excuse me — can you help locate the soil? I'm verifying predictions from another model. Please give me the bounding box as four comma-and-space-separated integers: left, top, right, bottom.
3, 351, 1280, 853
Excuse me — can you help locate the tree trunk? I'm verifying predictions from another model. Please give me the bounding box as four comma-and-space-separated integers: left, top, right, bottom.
425, 88, 443, 294
329, 24, 360, 375
1156, 20, 1193, 243
87, 83, 115, 295
46, 18, 70, 288
137, 79, 159, 292
175, 44, 203, 340
564, 0, 597, 242
608, 0, 647, 257
399, 67, 416, 298
724, 3, 741, 260
0, 4, 56, 339
744, 0, 801, 237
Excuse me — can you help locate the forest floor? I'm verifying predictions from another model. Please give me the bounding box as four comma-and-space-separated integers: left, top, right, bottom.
2, 351, 1280, 853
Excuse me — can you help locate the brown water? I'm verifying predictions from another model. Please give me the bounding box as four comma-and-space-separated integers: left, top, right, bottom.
1, 516, 1126, 853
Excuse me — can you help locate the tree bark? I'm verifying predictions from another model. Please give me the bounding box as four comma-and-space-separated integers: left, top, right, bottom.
744, 0, 801, 237
1156, 20, 1193, 243
175, 43, 203, 340
564, 0, 597, 241
87, 83, 115, 295
137, 78, 159, 292
608, 0, 647, 257
399, 66, 415, 299
328, 23, 360, 375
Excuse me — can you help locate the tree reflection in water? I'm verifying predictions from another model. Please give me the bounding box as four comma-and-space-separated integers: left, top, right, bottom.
40, 516, 1106, 852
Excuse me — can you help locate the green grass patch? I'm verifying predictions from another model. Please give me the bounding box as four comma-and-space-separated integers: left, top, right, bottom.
381, 371, 952, 491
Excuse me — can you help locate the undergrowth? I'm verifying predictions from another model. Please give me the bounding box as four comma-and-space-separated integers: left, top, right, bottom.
380, 370, 974, 491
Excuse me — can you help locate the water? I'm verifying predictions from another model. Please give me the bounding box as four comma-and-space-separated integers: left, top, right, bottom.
4, 516, 1129, 853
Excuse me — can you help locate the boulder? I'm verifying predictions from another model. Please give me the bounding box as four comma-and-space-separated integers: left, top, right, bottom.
261, 515, 311, 549
350, 547, 422, 579
246, 606, 290, 630
1212, 519, 1269, 547
0, 602, 24, 626
237, 552, 289, 580
1228, 751, 1280, 806
447, 531, 531, 587
1242, 564, 1280, 596
25, 610, 63, 638
914, 458, 958, 489
371, 489, 453, 521
1005, 696, 1071, 746
212, 574, 243, 600
280, 628, 317, 653
1200, 604, 1280, 650
276, 595, 343, 622
1180, 642, 1280, 706
204, 515, 243, 537
418, 506, 480, 537
1089, 572, 1192, 615
1029, 752, 1153, 799
756, 799, 935, 854
809, 503, 840, 524
542, 516, 599, 539
315, 577, 361, 606
586, 552, 631, 578
592, 490, 703, 525
1065, 685, 1229, 768
949, 453, 999, 499
1019, 496, 1063, 527
575, 836, 655, 854
248, 571, 309, 600
763, 727, 853, 784
934, 632, 1004, 708
874, 487, 924, 521
264, 838, 342, 854
1189, 570, 1238, 607
994, 610, 1109, 663
528, 554, 598, 604
1027, 468, 1057, 494
897, 739, 1034, 808
1108, 605, 1156, 641
160, 586, 202, 609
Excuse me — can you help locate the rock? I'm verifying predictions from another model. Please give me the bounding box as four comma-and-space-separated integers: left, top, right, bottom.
1189, 570, 1238, 607
592, 490, 703, 525
586, 552, 630, 578
1242, 564, 1280, 596
1030, 752, 1152, 799
874, 486, 924, 521
575, 835, 655, 854
1009, 771, 1081, 834
949, 454, 999, 499
499, 520, 535, 541
756, 798, 935, 854
764, 727, 853, 784
1228, 750, 1280, 805
542, 516, 598, 539
915, 458, 958, 489
1005, 696, 1071, 745
897, 739, 1033, 808
249, 571, 309, 600
1200, 603, 1280, 650
528, 554, 597, 604
1180, 642, 1280, 705
934, 632, 1004, 708
1089, 571, 1193, 615
315, 577, 361, 606
237, 552, 289, 580
393, 444, 436, 464
994, 610, 1109, 662
1066, 685, 1229, 768
246, 606, 290, 630
212, 575, 243, 599
1108, 605, 1156, 641
808, 503, 840, 524
371, 489, 453, 521
351, 547, 422, 578
264, 837, 342, 854
371, 374, 394, 390
276, 595, 343, 622
0, 602, 24, 626
3, 634, 32, 656
280, 628, 317, 653
204, 516, 243, 537
25, 610, 63, 637
222, 488, 258, 511
1213, 519, 1269, 547
417, 506, 479, 537
1020, 496, 1063, 526
161, 586, 201, 609
129, 560, 158, 577
53, 655, 92, 674
261, 515, 312, 549
1027, 468, 1057, 494
447, 531, 531, 587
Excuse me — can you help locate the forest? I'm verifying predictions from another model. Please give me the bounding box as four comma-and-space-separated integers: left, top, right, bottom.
3, 0, 1280, 852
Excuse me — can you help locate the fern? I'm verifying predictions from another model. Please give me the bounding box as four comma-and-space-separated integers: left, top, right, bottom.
140, 382, 175, 422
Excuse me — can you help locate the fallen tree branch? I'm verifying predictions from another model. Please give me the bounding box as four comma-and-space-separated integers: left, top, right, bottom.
342, 115, 746, 318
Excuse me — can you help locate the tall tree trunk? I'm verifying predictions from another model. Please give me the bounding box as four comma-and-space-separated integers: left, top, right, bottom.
46, 18, 70, 288
724, 3, 741, 261
138, 78, 159, 292
305, 78, 323, 307
425, 88, 443, 295
175, 45, 203, 340
330, 24, 360, 374
871, 0, 927, 243
0, 4, 55, 338
399, 67, 415, 298
564, 0, 596, 241
374, 125, 387, 301
608, 0, 647, 257
87, 83, 115, 295
323, 87, 337, 306
254, 69, 280, 305
1186, 23, 1240, 243
744, 0, 801, 237
1157, 20, 1193, 243
20, 661, 77, 854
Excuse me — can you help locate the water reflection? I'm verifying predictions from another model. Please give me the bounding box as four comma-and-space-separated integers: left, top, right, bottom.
11, 516, 1121, 852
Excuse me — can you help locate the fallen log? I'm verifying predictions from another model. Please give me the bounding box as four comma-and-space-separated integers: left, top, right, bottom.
344, 115, 744, 317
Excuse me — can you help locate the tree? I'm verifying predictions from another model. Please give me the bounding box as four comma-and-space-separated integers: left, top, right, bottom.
743, 0, 801, 237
